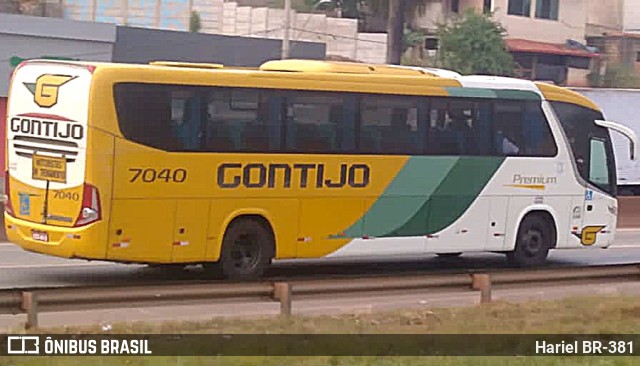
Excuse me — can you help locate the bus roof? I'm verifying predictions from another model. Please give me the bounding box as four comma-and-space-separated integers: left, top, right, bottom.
17, 58, 600, 111
535, 82, 600, 111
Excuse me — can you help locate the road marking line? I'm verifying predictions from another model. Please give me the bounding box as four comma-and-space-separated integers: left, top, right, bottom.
0, 262, 119, 270
616, 228, 640, 232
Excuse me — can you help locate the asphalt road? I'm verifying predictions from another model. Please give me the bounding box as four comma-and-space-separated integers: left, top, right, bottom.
1, 228, 640, 290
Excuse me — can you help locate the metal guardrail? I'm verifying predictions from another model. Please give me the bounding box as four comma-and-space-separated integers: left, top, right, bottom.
0, 264, 639, 330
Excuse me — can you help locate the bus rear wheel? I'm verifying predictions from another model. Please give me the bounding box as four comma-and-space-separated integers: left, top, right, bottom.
219, 218, 274, 280
507, 215, 552, 267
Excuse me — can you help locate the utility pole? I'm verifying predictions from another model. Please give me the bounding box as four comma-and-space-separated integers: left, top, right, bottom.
386, 0, 406, 64
281, 0, 291, 59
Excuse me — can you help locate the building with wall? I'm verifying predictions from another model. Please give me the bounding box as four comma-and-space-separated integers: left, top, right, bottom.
585, 0, 640, 74
0, 11, 325, 190
411, 0, 595, 86
0, 11, 324, 98
415, 0, 586, 43
0, 11, 116, 96
60, 0, 387, 63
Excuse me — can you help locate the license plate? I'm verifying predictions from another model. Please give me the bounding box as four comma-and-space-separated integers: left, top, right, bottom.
31, 230, 49, 242
32, 154, 67, 183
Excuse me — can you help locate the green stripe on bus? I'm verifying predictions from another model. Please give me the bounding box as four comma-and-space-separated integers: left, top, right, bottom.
333, 156, 504, 239
445, 87, 497, 99
445, 87, 541, 101
340, 157, 459, 238
390, 156, 505, 236
493, 89, 541, 100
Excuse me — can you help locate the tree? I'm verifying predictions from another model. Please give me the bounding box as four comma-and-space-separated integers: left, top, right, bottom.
189, 10, 202, 33
437, 9, 514, 76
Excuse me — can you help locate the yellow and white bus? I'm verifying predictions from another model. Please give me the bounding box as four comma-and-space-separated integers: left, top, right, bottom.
4, 59, 638, 279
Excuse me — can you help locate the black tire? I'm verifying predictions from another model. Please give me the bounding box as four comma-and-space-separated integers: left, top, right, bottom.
507, 215, 553, 267
219, 218, 274, 280
436, 252, 462, 258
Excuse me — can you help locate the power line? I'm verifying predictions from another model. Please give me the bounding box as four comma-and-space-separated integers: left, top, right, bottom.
290, 27, 386, 44
237, 26, 386, 45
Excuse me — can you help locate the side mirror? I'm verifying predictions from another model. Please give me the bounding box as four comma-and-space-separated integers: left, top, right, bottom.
595, 119, 638, 161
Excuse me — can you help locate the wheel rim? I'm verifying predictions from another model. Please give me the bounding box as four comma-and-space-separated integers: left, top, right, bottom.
522, 228, 543, 256
229, 233, 261, 272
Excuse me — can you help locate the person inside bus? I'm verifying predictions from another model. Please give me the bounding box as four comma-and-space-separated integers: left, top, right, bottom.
387, 107, 415, 153
496, 129, 520, 155
446, 107, 473, 154
427, 109, 449, 154
174, 95, 202, 151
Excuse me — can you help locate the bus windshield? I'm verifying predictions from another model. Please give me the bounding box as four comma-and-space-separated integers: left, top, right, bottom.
551, 101, 617, 196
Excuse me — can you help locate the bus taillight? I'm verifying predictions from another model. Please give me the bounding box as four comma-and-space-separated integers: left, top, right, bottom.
74, 183, 101, 227
4, 171, 13, 216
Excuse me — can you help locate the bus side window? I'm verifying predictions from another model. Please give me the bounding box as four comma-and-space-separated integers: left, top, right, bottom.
284, 92, 343, 153
522, 102, 557, 157
203, 88, 266, 152
473, 101, 493, 156
446, 102, 474, 155
493, 101, 525, 156
427, 100, 448, 155
358, 95, 420, 155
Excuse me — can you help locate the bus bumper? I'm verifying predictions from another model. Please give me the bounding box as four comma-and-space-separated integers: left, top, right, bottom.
4, 214, 105, 260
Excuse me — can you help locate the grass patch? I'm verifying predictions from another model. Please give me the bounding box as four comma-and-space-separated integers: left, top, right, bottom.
3, 295, 640, 365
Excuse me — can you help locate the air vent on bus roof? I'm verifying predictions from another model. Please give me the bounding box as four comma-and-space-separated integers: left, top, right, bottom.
258, 59, 441, 76
259, 59, 375, 73
149, 61, 224, 69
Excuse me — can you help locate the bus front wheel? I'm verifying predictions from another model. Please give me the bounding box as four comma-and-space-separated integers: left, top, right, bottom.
507, 215, 553, 267
219, 217, 275, 280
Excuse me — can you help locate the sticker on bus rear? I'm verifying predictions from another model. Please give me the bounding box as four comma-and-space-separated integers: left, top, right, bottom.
19, 193, 30, 215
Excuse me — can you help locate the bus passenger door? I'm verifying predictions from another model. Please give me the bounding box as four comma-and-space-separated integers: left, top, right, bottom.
171, 200, 211, 263
578, 138, 616, 247
485, 196, 509, 250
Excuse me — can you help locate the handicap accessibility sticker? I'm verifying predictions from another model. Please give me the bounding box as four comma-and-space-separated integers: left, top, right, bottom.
585, 190, 593, 201
19, 193, 30, 215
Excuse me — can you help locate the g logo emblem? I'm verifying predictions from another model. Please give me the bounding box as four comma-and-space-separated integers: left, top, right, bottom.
573, 225, 606, 246
24, 74, 76, 108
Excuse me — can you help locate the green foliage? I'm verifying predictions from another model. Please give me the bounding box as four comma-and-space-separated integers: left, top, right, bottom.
589, 63, 640, 88
403, 27, 425, 53
5, 296, 640, 365
401, 53, 434, 67
189, 10, 201, 33
436, 9, 515, 76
